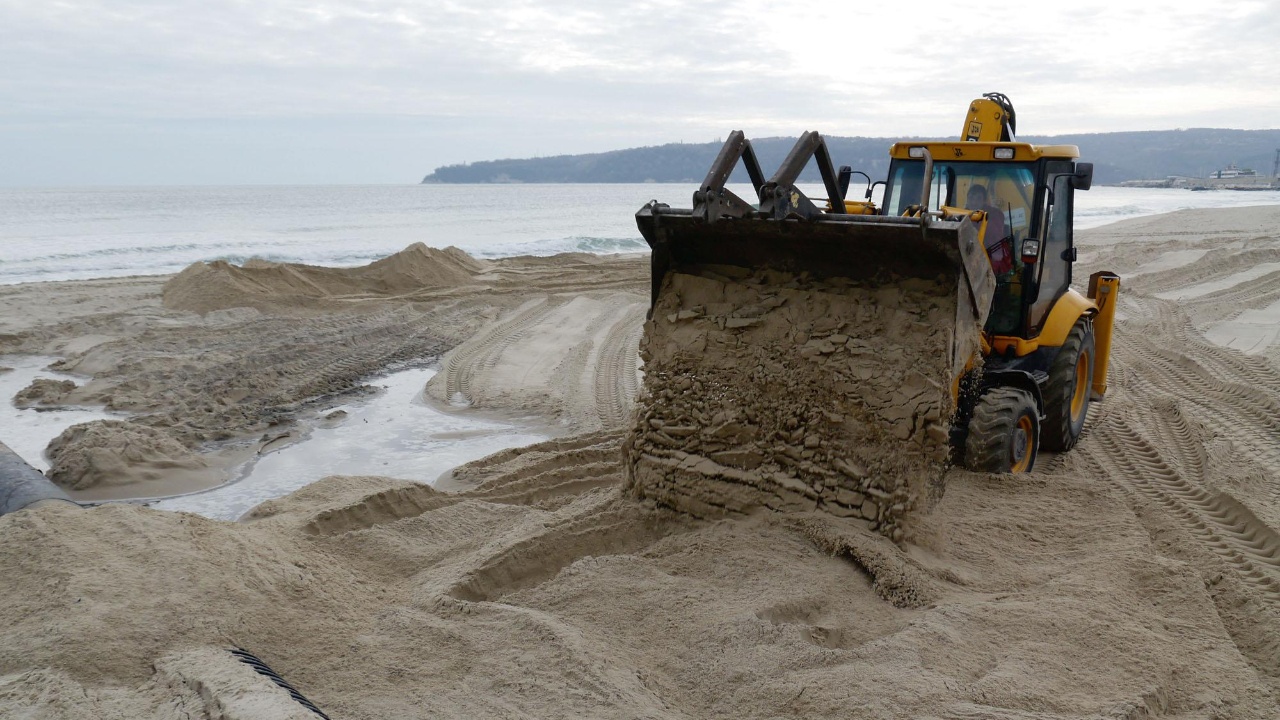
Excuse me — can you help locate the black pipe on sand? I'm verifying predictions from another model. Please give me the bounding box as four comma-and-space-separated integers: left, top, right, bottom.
0, 440, 76, 516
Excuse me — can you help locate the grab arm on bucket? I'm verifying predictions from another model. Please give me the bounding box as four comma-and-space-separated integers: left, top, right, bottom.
691, 130, 765, 223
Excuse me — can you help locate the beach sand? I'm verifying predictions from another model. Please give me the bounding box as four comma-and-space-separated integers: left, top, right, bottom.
5, 207, 1280, 717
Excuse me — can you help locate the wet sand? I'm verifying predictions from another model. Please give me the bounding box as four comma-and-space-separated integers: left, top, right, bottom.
5, 208, 1280, 717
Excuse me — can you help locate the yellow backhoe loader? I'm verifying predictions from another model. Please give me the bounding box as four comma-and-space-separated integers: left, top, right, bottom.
634, 93, 1119, 476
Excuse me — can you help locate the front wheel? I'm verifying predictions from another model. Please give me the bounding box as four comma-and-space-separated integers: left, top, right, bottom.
963, 387, 1040, 473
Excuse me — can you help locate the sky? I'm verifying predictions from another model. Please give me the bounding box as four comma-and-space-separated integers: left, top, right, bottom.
3, 0, 1276, 185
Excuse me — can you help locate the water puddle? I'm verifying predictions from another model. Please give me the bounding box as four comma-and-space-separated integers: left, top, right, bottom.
153, 368, 556, 520
0, 355, 119, 471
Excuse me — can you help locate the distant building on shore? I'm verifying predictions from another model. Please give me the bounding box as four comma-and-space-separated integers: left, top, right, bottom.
1212, 163, 1258, 179
1120, 158, 1279, 191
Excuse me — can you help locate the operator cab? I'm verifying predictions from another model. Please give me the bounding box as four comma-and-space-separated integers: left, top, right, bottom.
880, 142, 1093, 342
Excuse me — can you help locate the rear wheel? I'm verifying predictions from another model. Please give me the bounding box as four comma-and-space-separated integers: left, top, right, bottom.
963, 387, 1039, 473
1041, 318, 1095, 452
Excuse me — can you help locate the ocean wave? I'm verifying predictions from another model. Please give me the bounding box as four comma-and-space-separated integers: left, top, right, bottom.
467, 236, 649, 258
1075, 204, 1143, 217
2, 242, 208, 264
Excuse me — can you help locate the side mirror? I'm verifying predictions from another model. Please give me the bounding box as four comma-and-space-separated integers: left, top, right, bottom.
1071, 162, 1094, 191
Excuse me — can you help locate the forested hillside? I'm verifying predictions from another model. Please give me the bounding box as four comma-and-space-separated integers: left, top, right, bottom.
423, 129, 1280, 185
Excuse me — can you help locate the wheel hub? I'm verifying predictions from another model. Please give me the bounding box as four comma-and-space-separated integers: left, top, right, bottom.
1011, 428, 1028, 463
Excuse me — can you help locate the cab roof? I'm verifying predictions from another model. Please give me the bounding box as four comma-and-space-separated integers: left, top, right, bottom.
888, 142, 1080, 162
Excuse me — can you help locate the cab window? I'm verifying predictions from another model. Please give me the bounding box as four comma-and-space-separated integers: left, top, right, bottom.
1028, 172, 1074, 329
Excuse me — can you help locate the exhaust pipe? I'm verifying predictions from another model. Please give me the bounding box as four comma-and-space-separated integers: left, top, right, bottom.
0, 440, 77, 516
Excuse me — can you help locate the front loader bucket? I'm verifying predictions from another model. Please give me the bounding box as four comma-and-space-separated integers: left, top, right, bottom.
638, 208, 980, 297
623, 131, 996, 540
634, 206, 995, 380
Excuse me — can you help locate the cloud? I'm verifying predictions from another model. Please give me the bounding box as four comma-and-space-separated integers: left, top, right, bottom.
1, 0, 1275, 183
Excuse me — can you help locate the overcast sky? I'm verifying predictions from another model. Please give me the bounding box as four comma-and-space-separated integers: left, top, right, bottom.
3, 0, 1276, 185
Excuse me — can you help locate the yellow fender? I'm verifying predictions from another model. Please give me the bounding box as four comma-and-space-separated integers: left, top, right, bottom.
989, 289, 1093, 357
1038, 289, 1096, 348
1036, 277, 1121, 399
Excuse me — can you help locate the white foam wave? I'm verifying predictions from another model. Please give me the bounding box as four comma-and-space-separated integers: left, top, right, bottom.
467, 235, 649, 259
4, 184, 1280, 284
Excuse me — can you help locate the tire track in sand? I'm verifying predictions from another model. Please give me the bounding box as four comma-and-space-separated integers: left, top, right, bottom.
591, 303, 646, 428
1086, 407, 1280, 602
1115, 289, 1280, 529
438, 297, 563, 404
1126, 293, 1280, 396
1111, 312, 1280, 475
1123, 244, 1280, 297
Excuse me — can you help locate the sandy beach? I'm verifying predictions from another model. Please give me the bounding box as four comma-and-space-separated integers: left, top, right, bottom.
5, 206, 1280, 717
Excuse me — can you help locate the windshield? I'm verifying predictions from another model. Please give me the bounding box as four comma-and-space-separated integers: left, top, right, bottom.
884, 160, 1037, 239
885, 159, 1041, 336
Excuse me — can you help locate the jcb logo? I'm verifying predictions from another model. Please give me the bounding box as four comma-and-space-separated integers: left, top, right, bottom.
966, 121, 982, 141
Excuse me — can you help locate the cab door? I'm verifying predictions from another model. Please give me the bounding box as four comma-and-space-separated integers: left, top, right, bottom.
1026, 161, 1077, 334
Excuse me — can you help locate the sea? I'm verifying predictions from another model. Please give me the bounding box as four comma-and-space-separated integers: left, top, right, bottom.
3, 184, 1280, 286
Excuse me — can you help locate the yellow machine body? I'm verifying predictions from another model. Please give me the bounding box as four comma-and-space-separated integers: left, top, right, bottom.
634, 92, 1120, 474
889, 142, 1080, 162
963, 96, 1015, 141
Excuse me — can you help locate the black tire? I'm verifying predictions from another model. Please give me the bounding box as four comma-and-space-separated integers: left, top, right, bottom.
963, 387, 1039, 473
1041, 318, 1095, 452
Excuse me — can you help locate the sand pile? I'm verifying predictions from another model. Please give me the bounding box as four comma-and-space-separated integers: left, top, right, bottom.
349, 243, 487, 293
162, 243, 486, 314
624, 267, 957, 539
13, 378, 77, 408
46, 420, 210, 492
424, 294, 647, 430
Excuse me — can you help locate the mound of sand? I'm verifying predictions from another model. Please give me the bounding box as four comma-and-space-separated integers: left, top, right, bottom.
625, 268, 956, 540
13, 378, 77, 408
349, 243, 487, 293
424, 293, 647, 430
162, 243, 487, 314
46, 420, 210, 491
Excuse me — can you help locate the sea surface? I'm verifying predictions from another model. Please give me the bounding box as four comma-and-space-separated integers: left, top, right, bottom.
3, 184, 1280, 285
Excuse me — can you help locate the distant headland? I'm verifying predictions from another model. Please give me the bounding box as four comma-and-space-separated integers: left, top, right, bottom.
423, 128, 1280, 186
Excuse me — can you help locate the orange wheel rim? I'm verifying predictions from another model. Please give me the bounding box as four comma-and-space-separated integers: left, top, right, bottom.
1071, 351, 1089, 421
1011, 415, 1034, 473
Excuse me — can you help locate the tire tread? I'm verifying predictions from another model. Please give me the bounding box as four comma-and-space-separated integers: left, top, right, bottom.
964, 386, 1038, 473
1042, 319, 1095, 452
